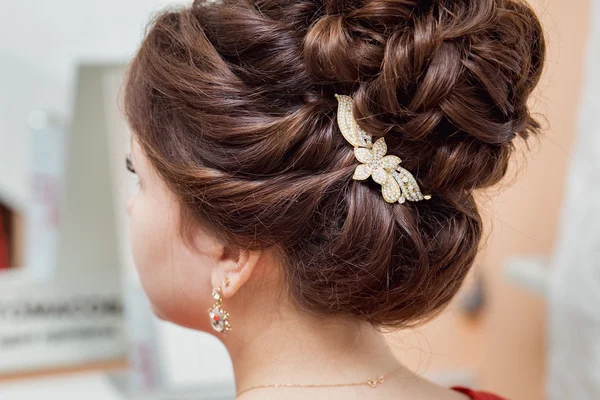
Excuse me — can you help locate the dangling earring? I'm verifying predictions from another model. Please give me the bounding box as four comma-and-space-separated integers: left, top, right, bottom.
208, 287, 231, 333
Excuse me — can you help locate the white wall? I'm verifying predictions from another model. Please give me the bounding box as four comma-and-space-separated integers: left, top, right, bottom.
547, 0, 600, 398
0, 0, 186, 205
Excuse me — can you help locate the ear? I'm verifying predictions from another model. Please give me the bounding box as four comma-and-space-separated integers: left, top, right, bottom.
211, 244, 261, 298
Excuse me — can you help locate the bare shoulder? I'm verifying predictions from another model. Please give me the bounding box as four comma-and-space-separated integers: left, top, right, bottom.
394, 374, 472, 400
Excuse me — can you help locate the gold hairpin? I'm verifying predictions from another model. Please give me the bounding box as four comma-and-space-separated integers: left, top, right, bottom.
334, 94, 431, 204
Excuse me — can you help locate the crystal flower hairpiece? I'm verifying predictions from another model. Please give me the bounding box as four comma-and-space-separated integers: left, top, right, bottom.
334, 94, 431, 204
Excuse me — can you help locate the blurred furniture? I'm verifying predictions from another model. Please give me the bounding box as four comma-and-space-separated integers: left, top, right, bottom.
0, 65, 127, 377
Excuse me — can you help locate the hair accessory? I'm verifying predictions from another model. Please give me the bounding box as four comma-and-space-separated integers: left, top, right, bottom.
208, 287, 231, 333
334, 94, 431, 204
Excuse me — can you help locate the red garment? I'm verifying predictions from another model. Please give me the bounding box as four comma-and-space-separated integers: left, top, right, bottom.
0, 212, 9, 270
452, 386, 507, 400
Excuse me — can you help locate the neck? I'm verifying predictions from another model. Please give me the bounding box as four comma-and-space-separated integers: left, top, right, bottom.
224, 303, 405, 397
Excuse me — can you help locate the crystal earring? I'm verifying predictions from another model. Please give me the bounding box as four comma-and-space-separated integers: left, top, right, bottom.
208, 287, 231, 333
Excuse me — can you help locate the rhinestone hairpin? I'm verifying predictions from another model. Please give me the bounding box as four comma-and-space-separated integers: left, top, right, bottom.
334, 94, 431, 204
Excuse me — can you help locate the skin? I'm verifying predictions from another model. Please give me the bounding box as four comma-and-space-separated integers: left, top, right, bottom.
127, 137, 469, 400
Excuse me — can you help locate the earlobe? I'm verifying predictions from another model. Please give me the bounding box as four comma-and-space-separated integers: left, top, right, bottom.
212, 245, 261, 298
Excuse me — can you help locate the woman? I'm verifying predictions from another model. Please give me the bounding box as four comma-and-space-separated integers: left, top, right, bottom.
123, 0, 546, 398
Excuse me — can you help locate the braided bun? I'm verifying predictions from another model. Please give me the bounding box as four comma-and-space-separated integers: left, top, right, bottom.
124, 0, 545, 327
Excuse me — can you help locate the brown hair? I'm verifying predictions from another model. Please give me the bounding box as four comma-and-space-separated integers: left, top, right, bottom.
123, 0, 545, 328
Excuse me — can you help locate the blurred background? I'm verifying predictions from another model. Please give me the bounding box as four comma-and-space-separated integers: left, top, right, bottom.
0, 0, 598, 399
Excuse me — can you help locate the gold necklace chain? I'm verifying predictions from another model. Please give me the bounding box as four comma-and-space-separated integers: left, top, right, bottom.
235, 366, 404, 399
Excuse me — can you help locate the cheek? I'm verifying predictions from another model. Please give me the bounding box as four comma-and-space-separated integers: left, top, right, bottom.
128, 190, 215, 331
129, 191, 171, 277
128, 189, 177, 310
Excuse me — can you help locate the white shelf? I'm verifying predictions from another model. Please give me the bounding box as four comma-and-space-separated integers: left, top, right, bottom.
0, 372, 124, 400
